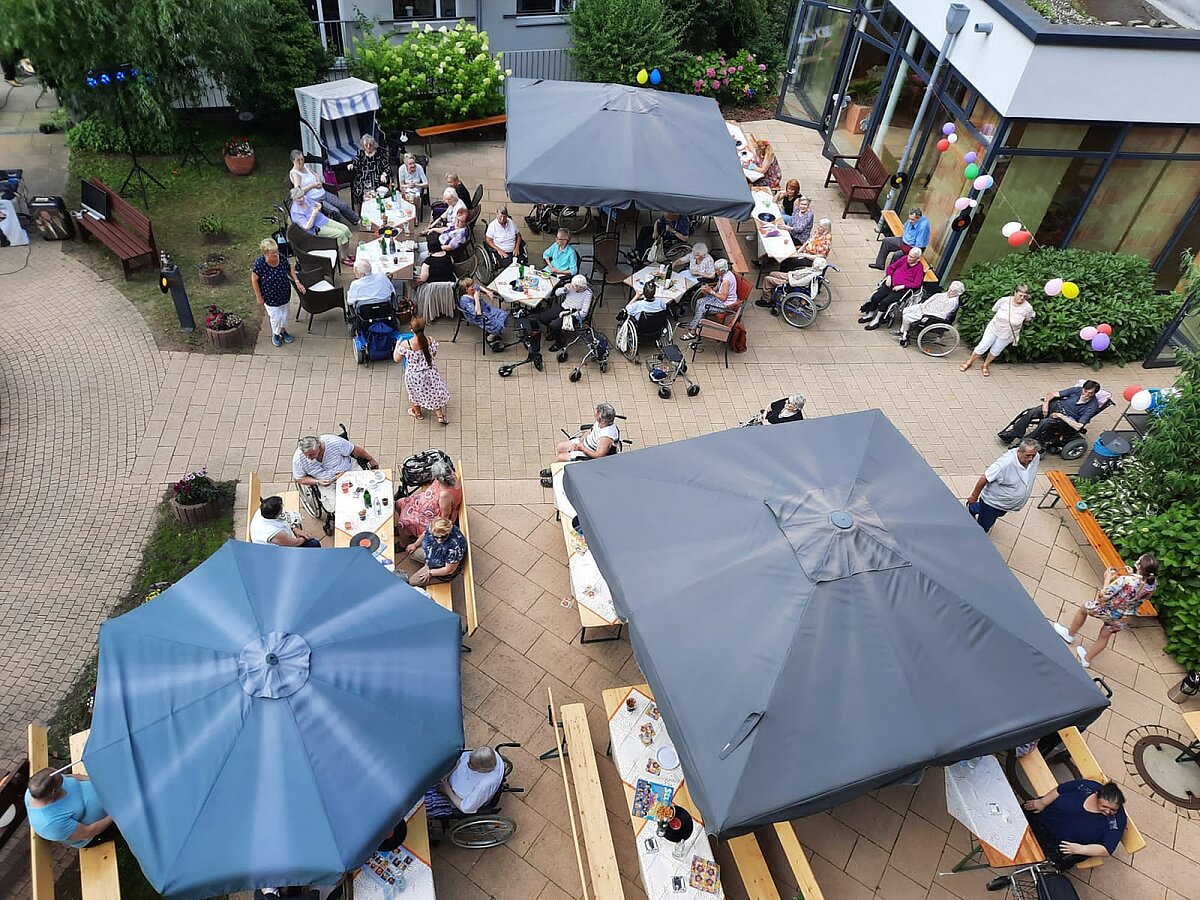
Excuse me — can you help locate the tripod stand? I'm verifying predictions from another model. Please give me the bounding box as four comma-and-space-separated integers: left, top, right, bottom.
115, 92, 164, 208
176, 101, 213, 174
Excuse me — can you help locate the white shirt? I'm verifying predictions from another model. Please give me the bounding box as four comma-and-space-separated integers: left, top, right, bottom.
292, 435, 356, 482
447, 752, 504, 814
678, 253, 715, 279
291, 166, 327, 201
980, 449, 1040, 511
988, 296, 1035, 340
399, 163, 427, 187
485, 218, 518, 253
249, 511, 293, 545
912, 291, 959, 320
581, 422, 619, 454
557, 286, 594, 319
625, 293, 668, 320
347, 273, 395, 310
437, 199, 466, 225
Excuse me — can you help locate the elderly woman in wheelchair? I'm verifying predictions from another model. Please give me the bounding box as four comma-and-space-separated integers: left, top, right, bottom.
896, 280, 963, 348
858, 247, 926, 330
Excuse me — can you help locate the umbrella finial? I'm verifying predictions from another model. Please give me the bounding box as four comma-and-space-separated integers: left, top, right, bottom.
238, 632, 311, 699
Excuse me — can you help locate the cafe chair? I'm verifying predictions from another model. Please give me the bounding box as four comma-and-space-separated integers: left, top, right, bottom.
590, 232, 631, 308
467, 183, 484, 232
296, 266, 347, 332
687, 275, 751, 369
287, 223, 340, 282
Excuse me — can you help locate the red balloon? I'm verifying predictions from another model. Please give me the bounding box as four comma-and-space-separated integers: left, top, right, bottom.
1123, 385, 1142, 402
1096, 323, 1112, 335
1007, 230, 1030, 247
936, 138, 950, 152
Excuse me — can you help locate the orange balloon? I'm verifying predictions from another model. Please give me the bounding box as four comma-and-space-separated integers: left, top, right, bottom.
1123, 385, 1142, 402
1007, 231, 1030, 247
1096, 323, 1112, 335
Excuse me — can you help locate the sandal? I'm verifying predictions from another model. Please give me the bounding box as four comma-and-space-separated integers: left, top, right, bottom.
981, 365, 991, 377
959, 362, 973, 372
540, 476, 554, 488
408, 407, 424, 420
436, 412, 448, 425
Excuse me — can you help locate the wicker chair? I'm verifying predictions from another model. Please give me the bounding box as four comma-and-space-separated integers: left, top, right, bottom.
287, 223, 340, 282
296, 266, 347, 331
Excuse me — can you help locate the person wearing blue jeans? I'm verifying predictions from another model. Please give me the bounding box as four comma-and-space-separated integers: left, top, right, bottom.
967, 439, 1041, 532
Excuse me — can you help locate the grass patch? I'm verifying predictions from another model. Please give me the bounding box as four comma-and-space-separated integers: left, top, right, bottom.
66, 122, 298, 352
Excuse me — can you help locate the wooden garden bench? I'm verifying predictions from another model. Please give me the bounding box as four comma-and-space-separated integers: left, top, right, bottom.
824, 147, 887, 218
415, 114, 507, 156
713, 216, 751, 278
75, 178, 157, 280
425, 461, 480, 634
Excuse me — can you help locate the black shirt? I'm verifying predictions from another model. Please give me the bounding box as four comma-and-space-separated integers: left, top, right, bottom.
455, 182, 473, 209
764, 399, 804, 424
425, 252, 456, 283
780, 194, 799, 216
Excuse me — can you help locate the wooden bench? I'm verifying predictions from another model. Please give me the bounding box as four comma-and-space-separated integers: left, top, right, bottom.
75, 177, 157, 280
713, 216, 751, 279
879, 209, 938, 283
1016, 726, 1146, 868
425, 461, 479, 635
550, 692, 624, 900
415, 114, 508, 157
27, 724, 56, 900
824, 147, 888, 219
773, 822, 826, 900
69, 730, 121, 900
243, 471, 301, 543
1038, 470, 1156, 617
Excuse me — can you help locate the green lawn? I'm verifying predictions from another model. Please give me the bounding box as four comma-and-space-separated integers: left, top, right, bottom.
68, 131, 297, 351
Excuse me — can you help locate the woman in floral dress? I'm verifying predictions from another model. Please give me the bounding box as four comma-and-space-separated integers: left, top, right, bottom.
1053, 553, 1159, 667
396, 459, 462, 554
393, 316, 450, 424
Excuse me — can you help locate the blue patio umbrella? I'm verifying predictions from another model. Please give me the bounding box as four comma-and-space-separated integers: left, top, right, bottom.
82, 540, 464, 898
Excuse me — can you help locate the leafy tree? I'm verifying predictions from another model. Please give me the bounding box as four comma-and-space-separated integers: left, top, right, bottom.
223, 0, 332, 118
662, 0, 788, 79
567, 0, 685, 85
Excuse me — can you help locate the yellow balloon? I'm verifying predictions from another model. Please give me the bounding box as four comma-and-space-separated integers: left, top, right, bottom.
636, 68, 649, 84
1061, 281, 1080, 299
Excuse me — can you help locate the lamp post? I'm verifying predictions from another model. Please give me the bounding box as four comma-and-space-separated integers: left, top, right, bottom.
883, 3, 970, 211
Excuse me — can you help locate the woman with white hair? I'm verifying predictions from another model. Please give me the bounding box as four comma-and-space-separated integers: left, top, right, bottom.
539, 274, 593, 351
289, 185, 354, 265
757, 393, 806, 425
288, 149, 356, 226
398, 153, 429, 218
251, 237, 307, 347
672, 241, 716, 280
428, 187, 466, 233
347, 134, 391, 209
395, 458, 462, 555
682, 258, 739, 337
897, 280, 964, 347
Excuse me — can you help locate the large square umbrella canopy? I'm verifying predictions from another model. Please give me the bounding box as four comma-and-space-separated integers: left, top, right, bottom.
564, 410, 1108, 838
83, 541, 464, 898
505, 78, 754, 219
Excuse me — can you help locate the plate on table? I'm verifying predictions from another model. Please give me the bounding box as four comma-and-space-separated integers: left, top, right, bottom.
657, 745, 680, 770
764, 229, 782, 238
757, 212, 776, 223
351, 531, 381, 552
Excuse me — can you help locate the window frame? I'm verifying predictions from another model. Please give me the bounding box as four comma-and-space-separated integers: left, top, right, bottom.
515, 0, 572, 15
390, 0, 462, 20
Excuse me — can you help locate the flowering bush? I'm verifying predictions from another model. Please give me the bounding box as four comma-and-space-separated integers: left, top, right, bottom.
223, 136, 253, 158
350, 21, 507, 131
671, 49, 770, 104
170, 467, 220, 506
205, 304, 242, 331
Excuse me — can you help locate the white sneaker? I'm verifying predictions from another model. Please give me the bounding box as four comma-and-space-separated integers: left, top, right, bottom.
1052, 623, 1074, 644
1076, 645, 1090, 668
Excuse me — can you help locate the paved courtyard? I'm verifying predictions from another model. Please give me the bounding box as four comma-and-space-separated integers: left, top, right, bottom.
1, 105, 1199, 900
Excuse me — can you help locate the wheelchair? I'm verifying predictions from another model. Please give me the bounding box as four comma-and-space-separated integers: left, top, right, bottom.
616, 307, 675, 362
525, 204, 592, 235
910, 309, 961, 357
775, 260, 838, 329
297, 423, 376, 535
473, 223, 529, 284
999, 386, 1113, 460
428, 742, 525, 849
985, 862, 1080, 899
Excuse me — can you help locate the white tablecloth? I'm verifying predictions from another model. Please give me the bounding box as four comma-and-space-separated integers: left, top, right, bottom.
358, 238, 415, 279
489, 263, 556, 308
751, 192, 795, 262
944, 756, 1028, 859
552, 464, 619, 625
608, 687, 725, 899
348, 801, 435, 899
626, 266, 697, 303
361, 198, 417, 232
335, 471, 396, 572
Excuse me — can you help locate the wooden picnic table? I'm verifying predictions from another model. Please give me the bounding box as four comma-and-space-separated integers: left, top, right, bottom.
624, 265, 697, 303
749, 189, 795, 262
943, 755, 1044, 872
346, 800, 436, 899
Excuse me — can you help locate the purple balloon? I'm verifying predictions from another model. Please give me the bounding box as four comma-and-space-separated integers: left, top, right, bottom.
964, 151, 977, 164
1091, 333, 1111, 352
942, 122, 956, 135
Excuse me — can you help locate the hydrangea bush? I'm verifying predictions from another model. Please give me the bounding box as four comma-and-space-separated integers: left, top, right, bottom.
350, 21, 508, 131
672, 50, 770, 103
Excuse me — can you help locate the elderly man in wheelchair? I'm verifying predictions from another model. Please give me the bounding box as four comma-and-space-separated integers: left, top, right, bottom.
997, 380, 1107, 459
538, 402, 624, 487
422, 743, 524, 848
292, 429, 380, 534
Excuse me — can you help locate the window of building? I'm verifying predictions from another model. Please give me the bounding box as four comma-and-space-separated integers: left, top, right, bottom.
1006, 121, 1122, 154
1120, 126, 1200, 155
515, 0, 573, 13
392, 0, 461, 19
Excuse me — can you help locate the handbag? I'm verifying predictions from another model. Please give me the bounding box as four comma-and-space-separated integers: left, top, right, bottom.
561, 313, 576, 332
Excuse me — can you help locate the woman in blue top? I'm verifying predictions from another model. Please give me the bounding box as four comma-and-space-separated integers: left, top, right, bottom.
25, 767, 113, 848
542, 228, 579, 277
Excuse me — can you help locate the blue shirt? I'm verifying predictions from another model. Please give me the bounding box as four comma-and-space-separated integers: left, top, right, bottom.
1035, 780, 1126, 854
902, 216, 931, 248
290, 196, 328, 234
26, 778, 107, 848
422, 525, 467, 572
543, 243, 579, 275
1051, 386, 1101, 426
657, 215, 691, 240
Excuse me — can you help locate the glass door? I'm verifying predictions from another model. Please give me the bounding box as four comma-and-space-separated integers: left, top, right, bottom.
777, 2, 856, 129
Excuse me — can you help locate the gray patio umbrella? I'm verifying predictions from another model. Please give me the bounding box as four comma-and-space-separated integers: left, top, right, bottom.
563, 410, 1109, 838
504, 78, 755, 219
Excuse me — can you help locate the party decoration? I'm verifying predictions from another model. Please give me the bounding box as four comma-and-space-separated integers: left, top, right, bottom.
890, 171, 910, 188
649, 67, 662, 85
936, 138, 950, 152
637, 68, 649, 84
964, 151, 978, 164
1130, 390, 1153, 412
1007, 230, 1031, 247
942, 122, 956, 135
1079, 326, 1097, 341
1123, 384, 1143, 402
1044, 277, 1063, 295
953, 197, 971, 211
968, 199, 978, 208
974, 174, 994, 191
963, 163, 980, 179
951, 213, 971, 233
1091, 333, 1111, 352
1061, 281, 1080, 299
947, 133, 959, 144
1001, 220, 1023, 237
1096, 323, 1112, 335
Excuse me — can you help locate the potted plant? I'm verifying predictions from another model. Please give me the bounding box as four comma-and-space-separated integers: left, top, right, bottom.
845, 76, 882, 135
222, 136, 255, 176
197, 254, 227, 286
204, 303, 244, 351
198, 214, 228, 245
168, 466, 223, 524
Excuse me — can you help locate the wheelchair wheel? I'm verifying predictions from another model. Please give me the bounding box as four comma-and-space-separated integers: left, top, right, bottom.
556, 350, 569, 363
569, 369, 582, 382
450, 815, 517, 849
916, 323, 960, 357
599, 359, 608, 374
813, 280, 832, 311
658, 386, 672, 399
498, 365, 514, 377
664, 242, 689, 263
780, 292, 818, 329
1060, 436, 1088, 461
474, 244, 496, 283
618, 321, 639, 362
357, 348, 368, 364
299, 484, 324, 521
555, 206, 591, 233
686, 384, 700, 397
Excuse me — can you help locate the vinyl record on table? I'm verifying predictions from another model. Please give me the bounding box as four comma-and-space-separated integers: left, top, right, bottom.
951, 213, 972, 232
350, 531, 380, 552
890, 171, 910, 188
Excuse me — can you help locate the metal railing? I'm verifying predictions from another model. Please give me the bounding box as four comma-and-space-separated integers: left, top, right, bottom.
500, 48, 577, 82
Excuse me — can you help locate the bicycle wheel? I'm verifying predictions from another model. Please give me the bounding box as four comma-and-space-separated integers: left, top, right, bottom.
780, 293, 818, 328
812, 279, 832, 311
916, 323, 960, 357
450, 815, 517, 849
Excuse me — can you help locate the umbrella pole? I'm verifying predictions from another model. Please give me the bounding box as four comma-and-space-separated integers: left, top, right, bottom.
341, 870, 354, 900
47, 759, 83, 778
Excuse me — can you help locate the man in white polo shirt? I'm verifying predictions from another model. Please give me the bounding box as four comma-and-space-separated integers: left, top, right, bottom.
292, 433, 379, 511
249, 496, 322, 547
967, 438, 1041, 532
485, 205, 526, 269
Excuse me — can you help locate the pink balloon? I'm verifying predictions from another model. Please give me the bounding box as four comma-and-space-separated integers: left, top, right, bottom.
1044, 278, 1063, 296
953, 197, 970, 211
1091, 333, 1111, 352
1079, 326, 1097, 341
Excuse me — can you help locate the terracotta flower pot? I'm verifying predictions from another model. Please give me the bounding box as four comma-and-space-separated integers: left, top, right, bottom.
206, 322, 244, 351
198, 266, 225, 286
169, 496, 222, 525
224, 152, 255, 176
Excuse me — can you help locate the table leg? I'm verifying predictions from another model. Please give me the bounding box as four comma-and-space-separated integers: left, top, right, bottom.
1174, 739, 1200, 765
943, 840, 987, 874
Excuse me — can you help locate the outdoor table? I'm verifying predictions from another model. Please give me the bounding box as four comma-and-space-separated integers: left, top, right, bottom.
347, 800, 436, 899
603, 684, 726, 899
334, 468, 396, 573
726, 121, 762, 183
750, 190, 795, 262
624, 265, 698, 304
488, 262, 556, 309
944, 755, 1044, 872
551, 462, 623, 640
357, 238, 415, 281
361, 197, 417, 234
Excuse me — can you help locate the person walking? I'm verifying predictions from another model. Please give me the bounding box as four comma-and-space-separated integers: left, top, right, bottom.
394, 316, 449, 425
1053, 554, 1159, 668
960, 284, 1035, 377
967, 438, 1041, 532
250, 238, 306, 347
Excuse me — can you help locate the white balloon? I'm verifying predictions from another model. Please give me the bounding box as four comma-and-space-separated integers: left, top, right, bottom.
1001, 221, 1023, 238
1130, 390, 1153, 412
967, 199, 978, 208
947, 133, 959, 144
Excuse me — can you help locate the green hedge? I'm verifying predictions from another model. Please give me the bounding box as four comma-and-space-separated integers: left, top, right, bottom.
66, 116, 185, 155
957, 248, 1177, 365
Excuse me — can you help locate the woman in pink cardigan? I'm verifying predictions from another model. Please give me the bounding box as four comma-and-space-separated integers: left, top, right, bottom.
858, 247, 926, 330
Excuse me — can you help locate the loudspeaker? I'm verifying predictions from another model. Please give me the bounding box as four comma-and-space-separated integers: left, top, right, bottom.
29, 196, 75, 241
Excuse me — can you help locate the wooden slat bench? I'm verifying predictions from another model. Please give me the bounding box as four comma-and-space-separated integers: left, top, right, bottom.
550, 692, 624, 900
713, 216, 751, 279
824, 147, 888, 218
415, 114, 507, 157
75, 177, 157, 280
879, 209, 938, 283
27, 724, 56, 900
773, 822, 826, 900
1038, 470, 1156, 617
243, 471, 301, 543
69, 730, 121, 900
1016, 726, 1145, 868
728, 834, 781, 899
425, 461, 479, 634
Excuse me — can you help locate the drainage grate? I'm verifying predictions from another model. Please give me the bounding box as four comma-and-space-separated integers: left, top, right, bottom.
1122, 725, 1200, 817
